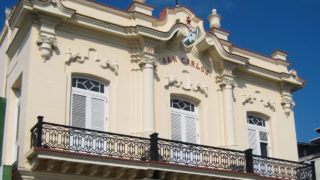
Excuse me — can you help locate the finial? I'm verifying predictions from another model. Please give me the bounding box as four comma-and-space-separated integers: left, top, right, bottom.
208, 9, 222, 29
134, 0, 146, 3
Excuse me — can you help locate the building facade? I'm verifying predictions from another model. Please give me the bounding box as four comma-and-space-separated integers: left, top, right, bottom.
0, 0, 315, 179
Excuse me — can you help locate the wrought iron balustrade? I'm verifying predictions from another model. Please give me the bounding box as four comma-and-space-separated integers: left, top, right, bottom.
253, 155, 314, 180
157, 138, 246, 172
30, 116, 315, 180
30, 117, 151, 160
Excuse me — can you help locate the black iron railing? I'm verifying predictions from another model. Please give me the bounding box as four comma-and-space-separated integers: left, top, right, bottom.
31, 116, 315, 180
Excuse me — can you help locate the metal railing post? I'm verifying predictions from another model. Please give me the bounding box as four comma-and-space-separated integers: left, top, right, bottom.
311, 161, 316, 180
150, 133, 159, 161
36, 116, 44, 148
245, 149, 254, 174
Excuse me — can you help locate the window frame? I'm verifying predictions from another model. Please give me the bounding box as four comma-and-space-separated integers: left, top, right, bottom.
247, 113, 271, 157
70, 76, 108, 131
170, 98, 199, 144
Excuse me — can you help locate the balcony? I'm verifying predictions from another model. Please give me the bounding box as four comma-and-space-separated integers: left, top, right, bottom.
27, 116, 315, 180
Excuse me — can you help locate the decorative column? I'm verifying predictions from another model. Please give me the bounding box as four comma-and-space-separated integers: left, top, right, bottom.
131, 53, 143, 135
217, 70, 236, 147
139, 55, 158, 136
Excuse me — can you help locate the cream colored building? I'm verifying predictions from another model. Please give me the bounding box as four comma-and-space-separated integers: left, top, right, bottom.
0, 0, 315, 179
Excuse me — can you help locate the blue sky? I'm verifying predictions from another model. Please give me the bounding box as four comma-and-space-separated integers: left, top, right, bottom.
0, 0, 319, 143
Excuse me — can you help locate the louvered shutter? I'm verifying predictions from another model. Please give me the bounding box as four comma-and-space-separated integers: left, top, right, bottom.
91, 97, 105, 131
185, 116, 197, 144
248, 128, 258, 155
71, 94, 86, 128
171, 113, 182, 141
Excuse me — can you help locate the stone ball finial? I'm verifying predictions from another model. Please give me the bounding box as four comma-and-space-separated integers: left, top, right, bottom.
134, 0, 146, 3
208, 9, 222, 29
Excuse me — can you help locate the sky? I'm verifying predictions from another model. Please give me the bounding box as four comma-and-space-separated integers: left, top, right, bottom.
0, 0, 319, 143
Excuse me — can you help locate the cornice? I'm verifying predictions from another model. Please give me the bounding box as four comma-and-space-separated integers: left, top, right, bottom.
242, 64, 306, 91
232, 46, 291, 67
74, 14, 189, 42
196, 32, 249, 66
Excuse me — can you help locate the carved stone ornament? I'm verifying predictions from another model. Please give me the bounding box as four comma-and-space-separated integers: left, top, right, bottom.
242, 90, 276, 112
138, 57, 158, 69
65, 48, 119, 75
281, 94, 295, 116
216, 74, 235, 89
164, 75, 208, 97
100, 60, 119, 75
37, 35, 57, 60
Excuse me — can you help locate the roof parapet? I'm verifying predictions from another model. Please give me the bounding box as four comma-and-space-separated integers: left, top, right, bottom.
128, 0, 154, 16
271, 50, 288, 61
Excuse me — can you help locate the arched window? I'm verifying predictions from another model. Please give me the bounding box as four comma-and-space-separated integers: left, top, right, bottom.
170, 98, 199, 143
70, 77, 108, 131
247, 113, 270, 157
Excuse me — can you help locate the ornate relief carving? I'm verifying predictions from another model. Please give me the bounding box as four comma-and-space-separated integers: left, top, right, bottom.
164, 72, 208, 97
193, 83, 208, 97
281, 94, 295, 116
242, 90, 276, 112
164, 76, 181, 88
216, 74, 235, 89
100, 60, 119, 75
65, 48, 82, 64
138, 57, 158, 69
65, 48, 119, 75
37, 35, 57, 60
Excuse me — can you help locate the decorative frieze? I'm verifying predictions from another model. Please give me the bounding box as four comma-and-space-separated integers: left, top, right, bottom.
65, 48, 119, 75
164, 72, 208, 97
242, 91, 276, 112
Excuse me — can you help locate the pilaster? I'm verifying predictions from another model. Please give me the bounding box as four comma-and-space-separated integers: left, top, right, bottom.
216, 63, 237, 147
140, 54, 158, 137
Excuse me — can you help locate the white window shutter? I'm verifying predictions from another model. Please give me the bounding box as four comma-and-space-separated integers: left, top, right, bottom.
71, 94, 86, 128
171, 113, 182, 141
91, 97, 105, 131
248, 128, 258, 155
185, 116, 197, 144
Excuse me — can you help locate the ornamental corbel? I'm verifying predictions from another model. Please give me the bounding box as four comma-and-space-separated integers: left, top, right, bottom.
101, 60, 119, 75
281, 94, 295, 116
164, 75, 181, 88
37, 35, 57, 60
